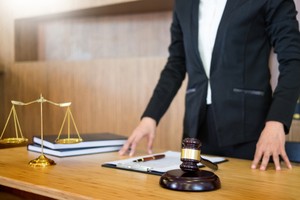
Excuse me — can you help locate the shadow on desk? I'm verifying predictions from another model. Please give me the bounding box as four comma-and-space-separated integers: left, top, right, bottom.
0, 191, 23, 200
0, 143, 27, 149
0, 185, 54, 200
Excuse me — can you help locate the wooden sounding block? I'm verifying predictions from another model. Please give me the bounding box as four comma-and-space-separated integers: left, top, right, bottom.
159, 138, 221, 191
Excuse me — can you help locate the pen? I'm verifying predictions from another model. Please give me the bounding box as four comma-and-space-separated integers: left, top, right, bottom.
133, 154, 165, 162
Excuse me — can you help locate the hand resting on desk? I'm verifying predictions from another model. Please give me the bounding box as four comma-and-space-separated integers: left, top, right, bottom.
119, 117, 156, 156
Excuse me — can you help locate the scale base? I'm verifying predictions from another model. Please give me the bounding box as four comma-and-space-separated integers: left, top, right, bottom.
28, 154, 56, 167
55, 138, 82, 144
160, 169, 220, 191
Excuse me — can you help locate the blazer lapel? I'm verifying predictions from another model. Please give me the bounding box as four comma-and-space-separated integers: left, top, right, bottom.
210, 0, 250, 74
216, 0, 250, 31
191, 0, 250, 74
191, 0, 205, 73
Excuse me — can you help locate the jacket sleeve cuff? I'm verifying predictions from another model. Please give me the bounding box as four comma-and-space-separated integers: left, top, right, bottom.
266, 98, 296, 133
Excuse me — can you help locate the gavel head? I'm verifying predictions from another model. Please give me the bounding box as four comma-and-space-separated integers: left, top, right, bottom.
180, 138, 201, 172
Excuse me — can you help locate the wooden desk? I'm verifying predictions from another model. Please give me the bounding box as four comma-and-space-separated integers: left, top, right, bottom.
0, 147, 299, 200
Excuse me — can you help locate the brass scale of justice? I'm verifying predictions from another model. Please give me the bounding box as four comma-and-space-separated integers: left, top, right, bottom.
0, 94, 82, 167
0, 95, 221, 191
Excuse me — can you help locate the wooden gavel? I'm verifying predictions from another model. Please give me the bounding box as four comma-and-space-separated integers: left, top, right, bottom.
180, 138, 218, 171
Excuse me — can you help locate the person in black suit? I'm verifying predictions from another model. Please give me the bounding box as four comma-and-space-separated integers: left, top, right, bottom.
119, 0, 300, 170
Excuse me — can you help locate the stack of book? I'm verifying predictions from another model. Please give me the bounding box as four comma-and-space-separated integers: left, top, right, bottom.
27, 133, 127, 157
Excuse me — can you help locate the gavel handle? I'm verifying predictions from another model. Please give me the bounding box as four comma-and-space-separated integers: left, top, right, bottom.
200, 157, 218, 171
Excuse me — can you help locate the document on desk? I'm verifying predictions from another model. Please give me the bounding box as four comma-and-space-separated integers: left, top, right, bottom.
102, 151, 227, 175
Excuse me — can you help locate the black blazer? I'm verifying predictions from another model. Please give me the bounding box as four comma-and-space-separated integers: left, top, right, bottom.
143, 0, 300, 146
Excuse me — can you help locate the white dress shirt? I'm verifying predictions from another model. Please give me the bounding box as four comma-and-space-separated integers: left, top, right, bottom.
198, 0, 227, 104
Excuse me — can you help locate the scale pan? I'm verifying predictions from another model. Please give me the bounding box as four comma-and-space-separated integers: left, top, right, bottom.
0, 137, 28, 144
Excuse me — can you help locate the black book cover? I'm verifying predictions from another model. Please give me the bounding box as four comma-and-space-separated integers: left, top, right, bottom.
33, 132, 127, 150
28, 143, 122, 157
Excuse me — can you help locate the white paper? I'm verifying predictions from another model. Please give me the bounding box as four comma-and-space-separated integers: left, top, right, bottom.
103, 151, 226, 173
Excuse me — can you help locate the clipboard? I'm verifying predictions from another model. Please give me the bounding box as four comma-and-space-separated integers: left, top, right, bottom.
101, 151, 227, 176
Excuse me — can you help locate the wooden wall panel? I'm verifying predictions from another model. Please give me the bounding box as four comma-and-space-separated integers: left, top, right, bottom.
12, 0, 139, 19
1, 0, 182, 151
3, 58, 185, 151
0, 1, 14, 71
37, 11, 171, 60
288, 121, 300, 142
14, 19, 39, 61
14, 0, 174, 62
0, 1, 14, 131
